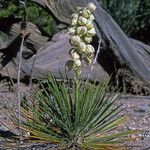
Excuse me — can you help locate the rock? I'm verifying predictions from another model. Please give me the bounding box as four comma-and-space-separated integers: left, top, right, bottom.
137, 103, 150, 113
0, 36, 3, 49
21, 32, 109, 82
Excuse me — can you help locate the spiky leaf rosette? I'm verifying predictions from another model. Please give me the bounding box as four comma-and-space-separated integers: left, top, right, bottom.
13, 75, 137, 149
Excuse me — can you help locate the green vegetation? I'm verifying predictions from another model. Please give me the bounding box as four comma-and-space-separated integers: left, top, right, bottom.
0, 0, 58, 36
0, 0, 149, 36
0, 2, 17, 17
12, 75, 137, 149
101, 0, 150, 35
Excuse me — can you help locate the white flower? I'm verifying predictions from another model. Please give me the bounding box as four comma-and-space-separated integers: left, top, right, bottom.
86, 20, 93, 30
86, 45, 95, 54
81, 9, 91, 18
70, 50, 80, 60
89, 14, 95, 21
71, 13, 78, 19
68, 27, 76, 35
83, 37, 92, 43
87, 28, 96, 36
71, 18, 78, 26
76, 7, 82, 13
68, 3, 97, 74
78, 16, 88, 25
74, 59, 81, 67
87, 2, 96, 13
76, 26, 87, 36
77, 42, 86, 52
70, 35, 81, 45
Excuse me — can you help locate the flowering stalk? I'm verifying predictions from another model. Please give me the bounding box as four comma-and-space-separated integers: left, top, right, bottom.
67, 2, 97, 78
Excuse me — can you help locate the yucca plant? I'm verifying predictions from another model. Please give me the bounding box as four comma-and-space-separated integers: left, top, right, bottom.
12, 74, 137, 149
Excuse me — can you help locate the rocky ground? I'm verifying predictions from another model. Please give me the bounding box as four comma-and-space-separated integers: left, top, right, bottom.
0, 81, 150, 150
118, 96, 150, 150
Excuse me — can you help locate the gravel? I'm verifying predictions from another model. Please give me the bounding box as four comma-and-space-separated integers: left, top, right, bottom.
0, 83, 150, 149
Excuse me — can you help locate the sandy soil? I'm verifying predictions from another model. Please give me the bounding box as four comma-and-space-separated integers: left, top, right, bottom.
0, 82, 150, 150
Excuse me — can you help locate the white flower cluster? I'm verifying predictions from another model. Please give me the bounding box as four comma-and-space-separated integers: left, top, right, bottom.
67, 2, 96, 76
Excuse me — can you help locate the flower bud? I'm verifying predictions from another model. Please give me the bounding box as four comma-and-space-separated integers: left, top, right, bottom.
68, 27, 76, 35
89, 14, 95, 21
83, 37, 92, 43
86, 20, 93, 30
74, 59, 81, 67
81, 9, 91, 18
77, 42, 86, 52
78, 16, 88, 25
76, 7, 82, 13
70, 35, 81, 45
70, 50, 80, 60
76, 26, 87, 36
71, 18, 78, 26
87, 28, 96, 36
71, 13, 78, 19
87, 2, 96, 13
86, 45, 95, 54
